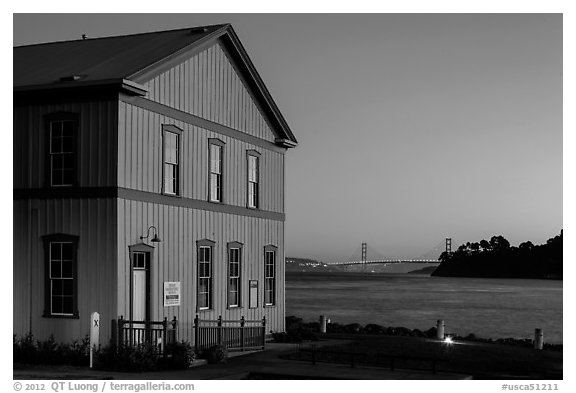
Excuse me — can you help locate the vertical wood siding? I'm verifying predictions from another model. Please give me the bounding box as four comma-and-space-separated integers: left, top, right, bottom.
118, 102, 285, 213
13, 199, 118, 343
143, 42, 276, 143
13, 101, 118, 189
117, 199, 285, 342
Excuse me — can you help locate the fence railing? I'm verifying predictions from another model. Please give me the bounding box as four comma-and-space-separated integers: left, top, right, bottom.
298, 345, 449, 374
116, 316, 178, 357
193, 315, 266, 352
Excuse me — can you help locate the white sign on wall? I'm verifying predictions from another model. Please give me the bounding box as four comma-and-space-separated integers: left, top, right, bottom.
249, 280, 258, 309
163, 281, 181, 307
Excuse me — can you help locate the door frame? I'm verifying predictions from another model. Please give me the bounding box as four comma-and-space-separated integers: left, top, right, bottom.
128, 243, 154, 323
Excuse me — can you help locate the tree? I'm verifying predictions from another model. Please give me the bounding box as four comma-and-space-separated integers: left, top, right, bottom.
470, 242, 480, 253
519, 241, 534, 251
489, 235, 510, 251
438, 251, 451, 263
480, 239, 491, 252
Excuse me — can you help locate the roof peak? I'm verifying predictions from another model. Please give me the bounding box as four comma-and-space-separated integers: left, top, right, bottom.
14, 23, 231, 49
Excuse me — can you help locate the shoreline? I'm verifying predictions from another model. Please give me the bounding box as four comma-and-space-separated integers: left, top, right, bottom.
286, 270, 563, 280
284, 316, 563, 350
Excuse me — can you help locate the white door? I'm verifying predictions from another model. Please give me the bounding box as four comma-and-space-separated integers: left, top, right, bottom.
132, 269, 146, 322
131, 251, 149, 344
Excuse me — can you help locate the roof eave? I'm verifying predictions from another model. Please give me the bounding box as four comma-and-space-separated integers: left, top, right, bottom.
14, 78, 148, 96
275, 138, 298, 149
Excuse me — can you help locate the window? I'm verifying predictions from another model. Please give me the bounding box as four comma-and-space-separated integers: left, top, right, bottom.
42, 234, 79, 318
46, 113, 78, 187
227, 242, 243, 308
264, 245, 277, 306
209, 139, 225, 202
197, 240, 215, 310
247, 151, 260, 208
162, 125, 182, 196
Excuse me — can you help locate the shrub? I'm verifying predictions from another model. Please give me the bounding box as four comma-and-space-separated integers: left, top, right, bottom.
202, 345, 228, 364
13, 333, 89, 366
95, 343, 158, 372
14, 333, 39, 363
163, 341, 195, 369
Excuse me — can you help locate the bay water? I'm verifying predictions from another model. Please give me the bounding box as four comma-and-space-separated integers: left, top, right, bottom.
286, 271, 563, 343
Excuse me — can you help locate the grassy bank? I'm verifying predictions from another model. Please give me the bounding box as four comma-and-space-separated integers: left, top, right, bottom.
276, 316, 562, 379
282, 334, 562, 379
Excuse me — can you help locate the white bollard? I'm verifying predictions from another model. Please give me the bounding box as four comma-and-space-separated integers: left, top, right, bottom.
534, 328, 544, 350
436, 319, 445, 340
90, 312, 100, 369
319, 315, 327, 334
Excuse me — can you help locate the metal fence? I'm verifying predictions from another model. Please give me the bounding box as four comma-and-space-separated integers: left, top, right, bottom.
116, 316, 178, 357
193, 315, 266, 352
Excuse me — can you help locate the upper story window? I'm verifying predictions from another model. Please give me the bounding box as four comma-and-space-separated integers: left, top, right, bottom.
247, 151, 260, 209
46, 113, 79, 187
42, 234, 79, 318
162, 125, 182, 196
264, 245, 277, 306
209, 139, 225, 203
197, 239, 215, 311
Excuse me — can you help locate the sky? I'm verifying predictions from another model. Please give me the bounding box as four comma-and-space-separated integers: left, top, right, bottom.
12, 12, 564, 262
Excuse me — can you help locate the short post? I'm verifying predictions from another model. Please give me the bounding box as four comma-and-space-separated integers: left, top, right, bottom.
534, 328, 544, 350
436, 319, 445, 340
89, 312, 100, 369
319, 315, 327, 334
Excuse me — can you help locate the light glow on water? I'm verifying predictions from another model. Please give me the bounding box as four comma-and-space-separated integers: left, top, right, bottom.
286, 272, 563, 343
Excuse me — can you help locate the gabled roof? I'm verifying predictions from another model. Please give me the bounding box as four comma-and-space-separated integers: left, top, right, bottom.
14, 24, 297, 146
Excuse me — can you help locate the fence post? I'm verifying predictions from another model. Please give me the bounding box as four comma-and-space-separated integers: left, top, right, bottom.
111, 318, 118, 351
162, 317, 168, 358
171, 316, 178, 344
217, 315, 223, 346
262, 315, 266, 349
117, 316, 124, 349
194, 315, 199, 352
312, 345, 316, 365
239, 316, 245, 352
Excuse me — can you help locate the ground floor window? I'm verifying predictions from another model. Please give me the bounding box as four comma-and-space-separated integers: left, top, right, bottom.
42, 234, 79, 318
197, 239, 215, 310
227, 242, 243, 308
264, 245, 277, 306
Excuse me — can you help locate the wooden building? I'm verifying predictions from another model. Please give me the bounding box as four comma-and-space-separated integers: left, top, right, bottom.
13, 24, 297, 346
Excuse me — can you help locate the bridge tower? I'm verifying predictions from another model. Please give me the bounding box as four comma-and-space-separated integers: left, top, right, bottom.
446, 238, 452, 254
361, 242, 367, 271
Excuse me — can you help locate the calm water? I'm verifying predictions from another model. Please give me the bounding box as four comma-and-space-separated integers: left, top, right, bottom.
286, 272, 563, 343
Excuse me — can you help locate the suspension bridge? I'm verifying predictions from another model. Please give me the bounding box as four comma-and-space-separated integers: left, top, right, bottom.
326, 239, 451, 267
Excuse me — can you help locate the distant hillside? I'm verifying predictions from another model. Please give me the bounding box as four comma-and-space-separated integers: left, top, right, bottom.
285, 257, 337, 272
432, 232, 562, 279
407, 265, 438, 275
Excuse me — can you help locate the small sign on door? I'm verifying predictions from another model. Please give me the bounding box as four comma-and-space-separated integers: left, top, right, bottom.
249, 280, 258, 309
163, 281, 181, 307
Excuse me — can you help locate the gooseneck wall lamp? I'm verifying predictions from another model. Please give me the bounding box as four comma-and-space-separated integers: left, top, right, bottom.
140, 226, 162, 243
